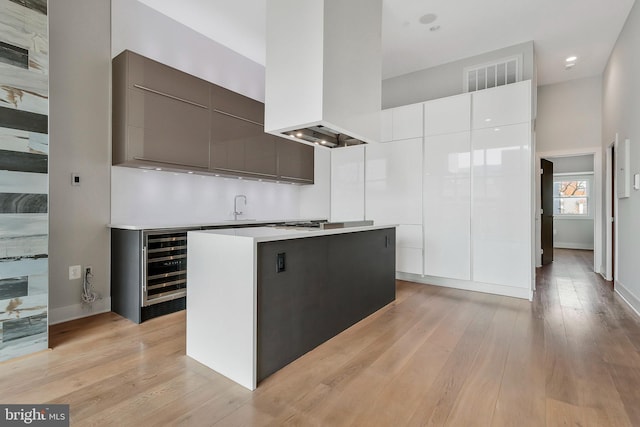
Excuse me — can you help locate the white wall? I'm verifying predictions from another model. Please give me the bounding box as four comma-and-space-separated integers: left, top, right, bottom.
535, 76, 603, 268
382, 41, 534, 108
49, 0, 112, 322
602, 0, 640, 312
111, 0, 265, 102
537, 77, 603, 152
551, 155, 595, 174
110, 167, 302, 225
299, 147, 331, 220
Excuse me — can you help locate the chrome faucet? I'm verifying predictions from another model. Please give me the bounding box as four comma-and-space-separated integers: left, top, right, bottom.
233, 195, 247, 220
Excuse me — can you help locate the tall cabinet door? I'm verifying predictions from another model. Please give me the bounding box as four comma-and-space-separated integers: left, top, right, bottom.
331, 146, 365, 221
366, 139, 423, 274
423, 93, 471, 280
471, 80, 531, 289
471, 123, 531, 288
423, 132, 471, 280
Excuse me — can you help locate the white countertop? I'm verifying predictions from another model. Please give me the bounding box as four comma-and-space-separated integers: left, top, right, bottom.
107, 218, 326, 230
189, 224, 398, 243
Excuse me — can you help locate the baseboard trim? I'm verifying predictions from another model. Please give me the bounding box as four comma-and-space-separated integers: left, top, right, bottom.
600, 272, 613, 281
615, 281, 640, 319
396, 272, 532, 300
49, 297, 111, 325
553, 242, 594, 250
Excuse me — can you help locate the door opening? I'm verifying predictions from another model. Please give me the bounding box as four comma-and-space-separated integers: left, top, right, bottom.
541, 159, 554, 265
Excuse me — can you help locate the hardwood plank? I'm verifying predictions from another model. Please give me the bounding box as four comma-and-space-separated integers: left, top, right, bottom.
8, 0, 47, 15
0, 148, 47, 173
0, 276, 27, 299
0, 193, 47, 213
0, 40, 28, 69
0, 250, 638, 426
0, 107, 48, 134
445, 297, 520, 426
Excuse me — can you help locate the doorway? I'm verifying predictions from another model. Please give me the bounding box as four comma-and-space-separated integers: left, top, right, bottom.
536, 148, 602, 274
604, 139, 618, 282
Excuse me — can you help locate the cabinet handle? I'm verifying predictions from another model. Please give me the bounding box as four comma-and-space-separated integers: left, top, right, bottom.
133, 157, 209, 170
213, 109, 264, 126
141, 245, 147, 302
212, 167, 277, 178
280, 175, 314, 183
133, 84, 209, 109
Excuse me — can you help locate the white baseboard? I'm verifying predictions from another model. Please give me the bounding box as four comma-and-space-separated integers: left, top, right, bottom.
553, 242, 594, 250
615, 281, 640, 318
396, 272, 532, 300
49, 297, 111, 325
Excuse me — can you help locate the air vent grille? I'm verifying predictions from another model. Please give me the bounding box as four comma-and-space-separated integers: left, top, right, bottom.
464, 55, 522, 92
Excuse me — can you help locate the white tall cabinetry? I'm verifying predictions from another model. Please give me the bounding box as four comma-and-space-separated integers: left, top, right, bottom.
470, 82, 532, 290
366, 138, 423, 274
420, 81, 532, 298
423, 94, 472, 280
421, 81, 532, 296
368, 103, 424, 274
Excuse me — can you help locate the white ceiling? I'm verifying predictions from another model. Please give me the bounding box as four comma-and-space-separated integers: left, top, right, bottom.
137, 0, 635, 86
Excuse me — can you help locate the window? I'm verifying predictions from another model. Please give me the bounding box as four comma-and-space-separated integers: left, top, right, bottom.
553, 175, 591, 216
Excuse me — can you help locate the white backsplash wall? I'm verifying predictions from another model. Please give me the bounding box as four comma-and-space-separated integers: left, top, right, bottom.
111, 167, 303, 226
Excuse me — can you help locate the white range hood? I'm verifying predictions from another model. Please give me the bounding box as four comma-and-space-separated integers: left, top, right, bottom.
264, 0, 382, 148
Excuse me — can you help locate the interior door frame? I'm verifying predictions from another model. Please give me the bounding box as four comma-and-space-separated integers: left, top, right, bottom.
604, 135, 619, 282
535, 147, 602, 273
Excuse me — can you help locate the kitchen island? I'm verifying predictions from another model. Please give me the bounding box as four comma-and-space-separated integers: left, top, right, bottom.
186, 224, 396, 390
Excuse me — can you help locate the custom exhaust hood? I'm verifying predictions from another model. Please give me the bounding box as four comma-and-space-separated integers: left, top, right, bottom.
264, 0, 382, 148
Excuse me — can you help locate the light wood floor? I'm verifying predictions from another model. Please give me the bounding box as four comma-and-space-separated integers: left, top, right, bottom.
2, 249, 640, 426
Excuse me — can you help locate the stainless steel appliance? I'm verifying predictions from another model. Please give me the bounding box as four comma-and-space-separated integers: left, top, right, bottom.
143, 230, 187, 306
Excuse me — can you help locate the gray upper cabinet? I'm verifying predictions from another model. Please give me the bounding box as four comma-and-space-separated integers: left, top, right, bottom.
210, 85, 278, 178
113, 50, 313, 183
276, 139, 314, 183
113, 50, 210, 170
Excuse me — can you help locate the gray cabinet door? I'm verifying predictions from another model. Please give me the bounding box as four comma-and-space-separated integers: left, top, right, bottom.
128, 52, 210, 107
113, 50, 211, 170
276, 139, 314, 183
211, 84, 263, 125
210, 110, 276, 177
128, 88, 210, 169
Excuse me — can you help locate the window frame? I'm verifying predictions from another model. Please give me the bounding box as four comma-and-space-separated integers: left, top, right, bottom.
552, 173, 593, 219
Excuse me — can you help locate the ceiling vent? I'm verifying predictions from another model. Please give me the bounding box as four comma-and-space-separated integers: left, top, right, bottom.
264, 0, 382, 148
464, 55, 522, 93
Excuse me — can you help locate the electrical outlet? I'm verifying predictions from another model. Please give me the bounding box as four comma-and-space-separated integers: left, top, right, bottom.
69, 265, 81, 280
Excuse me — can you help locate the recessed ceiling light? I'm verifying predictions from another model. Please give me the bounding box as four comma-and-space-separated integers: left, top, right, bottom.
419, 13, 437, 25
187, 171, 194, 174
565, 63, 576, 70
320, 140, 326, 145
566, 56, 578, 62
296, 132, 303, 138
155, 168, 162, 171
485, 118, 492, 122
430, 25, 441, 32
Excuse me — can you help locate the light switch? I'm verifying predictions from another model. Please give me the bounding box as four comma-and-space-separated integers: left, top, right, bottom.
71, 173, 80, 186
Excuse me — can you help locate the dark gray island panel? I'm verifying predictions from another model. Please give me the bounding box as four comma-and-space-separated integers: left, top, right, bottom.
257, 228, 396, 381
